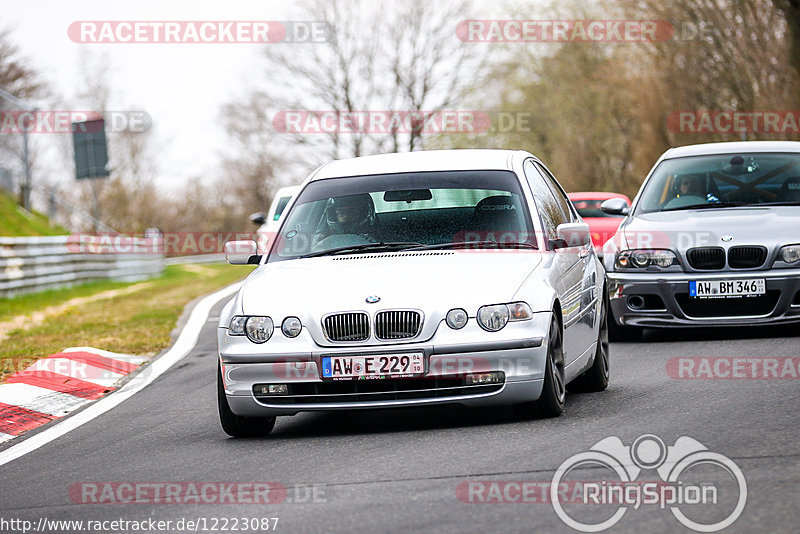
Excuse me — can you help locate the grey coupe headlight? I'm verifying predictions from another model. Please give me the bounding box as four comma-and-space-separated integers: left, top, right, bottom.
616, 249, 677, 269
245, 316, 274, 343
779, 244, 800, 264
281, 316, 303, 337
445, 308, 468, 329
229, 315, 246, 335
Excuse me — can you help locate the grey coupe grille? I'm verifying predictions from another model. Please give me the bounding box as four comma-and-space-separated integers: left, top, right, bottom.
375, 310, 422, 340
323, 312, 370, 342
728, 246, 767, 269
687, 247, 725, 270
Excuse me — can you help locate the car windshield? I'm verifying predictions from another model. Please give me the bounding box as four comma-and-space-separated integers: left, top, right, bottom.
635, 153, 800, 214
572, 199, 624, 218
268, 170, 535, 261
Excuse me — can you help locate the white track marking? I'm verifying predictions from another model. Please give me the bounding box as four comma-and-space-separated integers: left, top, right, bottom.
0, 282, 241, 467
0, 384, 92, 416
28, 358, 124, 387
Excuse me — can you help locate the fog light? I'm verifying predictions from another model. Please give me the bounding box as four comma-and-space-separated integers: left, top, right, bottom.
465, 372, 504, 385
281, 316, 303, 337
446, 308, 468, 329
254, 384, 289, 395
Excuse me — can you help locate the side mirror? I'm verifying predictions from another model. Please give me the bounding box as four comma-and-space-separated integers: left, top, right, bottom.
600, 198, 630, 216
224, 240, 261, 265
249, 212, 267, 226
555, 222, 592, 248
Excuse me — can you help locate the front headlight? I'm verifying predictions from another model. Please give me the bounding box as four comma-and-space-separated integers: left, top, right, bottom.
229, 315, 246, 335
779, 244, 800, 264
616, 249, 677, 269
478, 305, 509, 331
245, 316, 274, 343
476, 302, 531, 332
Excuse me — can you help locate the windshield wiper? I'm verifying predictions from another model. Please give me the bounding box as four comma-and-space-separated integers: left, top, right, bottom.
299, 242, 424, 258
662, 201, 747, 212
408, 240, 538, 251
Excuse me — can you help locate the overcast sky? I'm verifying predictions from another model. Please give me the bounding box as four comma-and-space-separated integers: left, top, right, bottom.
2, 0, 295, 191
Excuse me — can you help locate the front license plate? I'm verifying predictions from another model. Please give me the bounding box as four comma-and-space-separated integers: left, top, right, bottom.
321, 353, 424, 379
689, 279, 766, 298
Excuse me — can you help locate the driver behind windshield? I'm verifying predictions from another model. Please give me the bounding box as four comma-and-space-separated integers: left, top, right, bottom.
676, 174, 719, 203
313, 193, 377, 246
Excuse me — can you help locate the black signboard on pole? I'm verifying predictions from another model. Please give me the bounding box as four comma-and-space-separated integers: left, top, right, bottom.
72, 118, 110, 180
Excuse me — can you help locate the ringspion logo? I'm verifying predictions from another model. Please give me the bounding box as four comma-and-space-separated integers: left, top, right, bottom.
550, 434, 746, 532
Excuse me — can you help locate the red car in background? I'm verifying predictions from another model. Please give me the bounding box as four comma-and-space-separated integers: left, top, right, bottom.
568, 192, 631, 251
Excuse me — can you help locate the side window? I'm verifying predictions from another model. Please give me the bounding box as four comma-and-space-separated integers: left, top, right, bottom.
523, 159, 562, 238
534, 162, 575, 223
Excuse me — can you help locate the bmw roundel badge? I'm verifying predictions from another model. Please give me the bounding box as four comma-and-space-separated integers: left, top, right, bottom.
366, 295, 381, 304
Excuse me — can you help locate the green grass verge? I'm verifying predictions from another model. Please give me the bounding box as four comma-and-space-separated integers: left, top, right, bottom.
0, 263, 254, 380
0, 189, 69, 236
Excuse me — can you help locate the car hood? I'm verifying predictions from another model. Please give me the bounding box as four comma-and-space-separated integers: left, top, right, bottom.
239, 250, 542, 316
620, 207, 800, 251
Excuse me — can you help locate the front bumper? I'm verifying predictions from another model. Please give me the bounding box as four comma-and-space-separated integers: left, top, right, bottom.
219, 315, 551, 416
607, 269, 800, 327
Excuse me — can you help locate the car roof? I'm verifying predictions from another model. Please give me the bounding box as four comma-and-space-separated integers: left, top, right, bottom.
309, 149, 530, 181
273, 185, 300, 197
661, 140, 800, 160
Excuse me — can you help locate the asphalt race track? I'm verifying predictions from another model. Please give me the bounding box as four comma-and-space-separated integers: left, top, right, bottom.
1, 296, 798, 534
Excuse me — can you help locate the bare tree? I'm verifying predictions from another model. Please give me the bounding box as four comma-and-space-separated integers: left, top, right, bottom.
0, 28, 44, 206
223, 0, 485, 167
623, 0, 800, 141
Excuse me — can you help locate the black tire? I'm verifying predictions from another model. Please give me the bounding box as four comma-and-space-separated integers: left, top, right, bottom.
569, 290, 610, 393
218, 365, 276, 438
515, 315, 565, 419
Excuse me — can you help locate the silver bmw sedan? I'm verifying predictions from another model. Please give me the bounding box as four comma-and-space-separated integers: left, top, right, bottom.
216, 149, 608, 437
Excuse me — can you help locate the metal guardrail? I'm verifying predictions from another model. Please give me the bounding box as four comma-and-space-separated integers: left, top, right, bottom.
0, 235, 164, 297
164, 253, 225, 265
